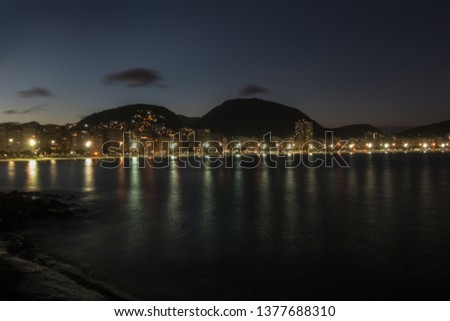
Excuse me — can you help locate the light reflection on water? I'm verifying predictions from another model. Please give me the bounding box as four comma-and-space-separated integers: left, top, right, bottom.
7, 161, 15, 186
166, 166, 180, 226
27, 160, 39, 190
1, 154, 450, 300
129, 157, 142, 212
83, 158, 94, 193
50, 159, 57, 187
200, 169, 214, 258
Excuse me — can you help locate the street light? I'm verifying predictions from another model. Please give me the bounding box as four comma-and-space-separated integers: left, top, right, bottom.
85, 140, 92, 148
29, 139, 36, 147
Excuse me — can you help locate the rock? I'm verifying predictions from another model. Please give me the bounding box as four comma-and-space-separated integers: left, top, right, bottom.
0, 192, 79, 231
0, 233, 131, 300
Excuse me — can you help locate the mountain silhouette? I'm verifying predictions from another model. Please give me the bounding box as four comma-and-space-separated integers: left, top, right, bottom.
76, 100, 395, 139
178, 114, 200, 127
77, 104, 182, 130
193, 98, 325, 137
332, 124, 384, 139
397, 120, 450, 138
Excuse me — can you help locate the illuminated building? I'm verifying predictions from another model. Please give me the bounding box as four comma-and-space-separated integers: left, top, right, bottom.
294, 119, 313, 143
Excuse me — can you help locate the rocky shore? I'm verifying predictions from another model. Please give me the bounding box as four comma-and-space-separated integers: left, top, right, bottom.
0, 191, 130, 300
0, 191, 79, 231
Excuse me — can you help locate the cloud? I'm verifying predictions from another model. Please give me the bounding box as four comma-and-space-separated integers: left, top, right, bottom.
18, 87, 53, 98
21, 104, 48, 114
239, 84, 269, 96
4, 104, 48, 115
104, 68, 162, 87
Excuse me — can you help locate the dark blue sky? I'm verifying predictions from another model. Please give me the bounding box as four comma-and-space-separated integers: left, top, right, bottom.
1, 0, 449, 126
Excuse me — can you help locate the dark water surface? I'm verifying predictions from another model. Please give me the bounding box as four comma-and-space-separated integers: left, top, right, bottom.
1, 153, 449, 300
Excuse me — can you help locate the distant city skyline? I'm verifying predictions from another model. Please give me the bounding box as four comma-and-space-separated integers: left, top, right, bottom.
1, 1, 450, 127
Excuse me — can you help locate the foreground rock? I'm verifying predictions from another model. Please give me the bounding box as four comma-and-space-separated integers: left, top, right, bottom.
0, 192, 131, 300
0, 191, 88, 231
0, 233, 130, 300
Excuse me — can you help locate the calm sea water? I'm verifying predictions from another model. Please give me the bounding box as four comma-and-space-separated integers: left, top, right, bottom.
1, 153, 450, 300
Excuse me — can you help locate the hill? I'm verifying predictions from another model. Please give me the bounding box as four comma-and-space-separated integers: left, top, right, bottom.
193, 98, 325, 137
75, 100, 404, 140
377, 125, 413, 135
331, 124, 384, 139
77, 104, 182, 131
178, 115, 200, 128
397, 120, 450, 138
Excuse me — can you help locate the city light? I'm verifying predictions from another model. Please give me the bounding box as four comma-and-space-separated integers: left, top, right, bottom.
0, 115, 448, 158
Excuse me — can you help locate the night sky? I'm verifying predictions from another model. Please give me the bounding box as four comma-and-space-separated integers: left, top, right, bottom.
1, 0, 449, 127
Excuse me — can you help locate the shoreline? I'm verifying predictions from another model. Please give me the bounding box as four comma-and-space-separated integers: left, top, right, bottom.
0, 232, 132, 300
0, 191, 132, 300
0, 149, 448, 162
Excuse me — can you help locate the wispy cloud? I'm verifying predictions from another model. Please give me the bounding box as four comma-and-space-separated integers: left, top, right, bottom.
239, 84, 269, 96
17, 87, 53, 98
4, 104, 48, 114
104, 68, 162, 87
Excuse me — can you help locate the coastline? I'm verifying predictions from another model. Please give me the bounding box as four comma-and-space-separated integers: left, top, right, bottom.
0, 156, 105, 162
0, 233, 131, 300
0, 192, 132, 301
0, 149, 447, 163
